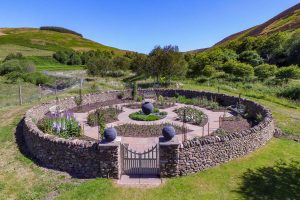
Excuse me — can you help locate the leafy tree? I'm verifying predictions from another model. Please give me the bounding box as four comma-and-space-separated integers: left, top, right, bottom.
275, 65, 300, 82
258, 33, 288, 64
129, 53, 148, 75
112, 56, 130, 70
239, 50, 264, 66
223, 60, 254, 78
148, 45, 187, 82
286, 31, 300, 66
254, 64, 277, 80
68, 52, 82, 65
202, 65, 216, 77
86, 56, 112, 76
53, 51, 68, 64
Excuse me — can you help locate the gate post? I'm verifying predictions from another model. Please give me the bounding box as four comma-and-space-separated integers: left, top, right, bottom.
159, 137, 180, 178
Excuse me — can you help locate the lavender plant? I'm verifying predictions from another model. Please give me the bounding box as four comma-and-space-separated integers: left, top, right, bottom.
37, 112, 81, 138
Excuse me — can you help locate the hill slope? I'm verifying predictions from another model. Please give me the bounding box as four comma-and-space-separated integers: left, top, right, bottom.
215, 3, 300, 46
0, 28, 125, 58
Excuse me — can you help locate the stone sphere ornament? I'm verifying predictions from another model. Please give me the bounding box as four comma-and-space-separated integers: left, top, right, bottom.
162, 125, 176, 141
103, 127, 117, 142
141, 102, 154, 115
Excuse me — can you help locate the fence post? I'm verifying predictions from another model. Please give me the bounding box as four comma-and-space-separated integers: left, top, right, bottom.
207, 122, 210, 135
19, 85, 23, 105
39, 84, 42, 99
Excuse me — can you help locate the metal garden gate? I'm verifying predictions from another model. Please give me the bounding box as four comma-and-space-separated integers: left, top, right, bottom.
120, 144, 159, 176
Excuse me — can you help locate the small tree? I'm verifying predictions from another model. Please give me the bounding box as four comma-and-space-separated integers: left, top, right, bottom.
97, 112, 105, 140
132, 81, 138, 100
254, 64, 277, 80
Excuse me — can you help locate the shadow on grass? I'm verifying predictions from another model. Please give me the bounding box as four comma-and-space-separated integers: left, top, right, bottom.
235, 160, 300, 200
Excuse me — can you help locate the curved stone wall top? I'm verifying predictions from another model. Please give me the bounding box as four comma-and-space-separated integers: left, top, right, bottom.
24, 88, 272, 146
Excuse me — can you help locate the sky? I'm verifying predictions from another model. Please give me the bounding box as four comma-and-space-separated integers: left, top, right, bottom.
0, 0, 299, 53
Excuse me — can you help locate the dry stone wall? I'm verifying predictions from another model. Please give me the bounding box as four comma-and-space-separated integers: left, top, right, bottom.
23, 89, 275, 179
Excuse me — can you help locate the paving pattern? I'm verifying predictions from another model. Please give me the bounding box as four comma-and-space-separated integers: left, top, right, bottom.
74, 102, 232, 152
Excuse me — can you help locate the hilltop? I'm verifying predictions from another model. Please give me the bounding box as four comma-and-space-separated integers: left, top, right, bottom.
215, 3, 300, 46
0, 27, 126, 59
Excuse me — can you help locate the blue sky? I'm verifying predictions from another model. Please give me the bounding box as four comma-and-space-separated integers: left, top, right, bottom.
0, 0, 299, 53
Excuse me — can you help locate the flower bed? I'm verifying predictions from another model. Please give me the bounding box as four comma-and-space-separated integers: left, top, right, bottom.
114, 123, 189, 137
175, 95, 225, 111
37, 112, 82, 138
87, 106, 123, 127
174, 106, 208, 126
129, 110, 167, 121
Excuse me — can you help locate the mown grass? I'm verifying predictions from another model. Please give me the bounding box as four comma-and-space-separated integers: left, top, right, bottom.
0, 28, 123, 53
0, 44, 53, 60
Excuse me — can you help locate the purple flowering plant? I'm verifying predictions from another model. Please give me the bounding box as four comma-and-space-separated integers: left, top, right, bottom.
38, 111, 81, 138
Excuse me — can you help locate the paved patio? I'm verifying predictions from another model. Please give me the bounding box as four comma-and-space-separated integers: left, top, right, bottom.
74, 102, 232, 152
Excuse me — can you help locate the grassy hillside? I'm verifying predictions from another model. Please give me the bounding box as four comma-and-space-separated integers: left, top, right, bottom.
215, 3, 300, 46
0, 28, 125, 59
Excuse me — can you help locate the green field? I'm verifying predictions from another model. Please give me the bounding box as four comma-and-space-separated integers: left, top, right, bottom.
26, 56, 84, 71
0, 44, 53, 60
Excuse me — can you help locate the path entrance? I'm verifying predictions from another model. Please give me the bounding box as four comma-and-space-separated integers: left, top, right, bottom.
120, 143, 159, 177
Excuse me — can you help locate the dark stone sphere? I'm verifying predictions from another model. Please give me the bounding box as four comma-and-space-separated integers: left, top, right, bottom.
103, 127, 117, 142
141, 102, 154, 115
162, 125, 176, 140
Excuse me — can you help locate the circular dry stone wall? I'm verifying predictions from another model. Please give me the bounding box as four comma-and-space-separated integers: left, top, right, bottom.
22, 89, 275, 179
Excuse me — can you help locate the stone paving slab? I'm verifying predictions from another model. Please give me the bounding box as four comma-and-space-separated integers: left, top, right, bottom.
117, 175, 163, 187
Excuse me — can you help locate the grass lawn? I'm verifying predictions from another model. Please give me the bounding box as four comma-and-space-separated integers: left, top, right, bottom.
0, 81, 299, 199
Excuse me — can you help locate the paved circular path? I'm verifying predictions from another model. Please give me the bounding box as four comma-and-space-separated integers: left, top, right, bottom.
74, 102, 232, 152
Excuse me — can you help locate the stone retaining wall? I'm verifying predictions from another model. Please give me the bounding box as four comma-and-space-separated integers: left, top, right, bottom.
156, 89, 275, 177
23, 90, 128, 178
23, 89, 275, 179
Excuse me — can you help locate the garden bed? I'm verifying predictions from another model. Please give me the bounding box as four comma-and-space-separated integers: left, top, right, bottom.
68, 99, 131, 113
218, 115, 252, 134
87, 106, 123, 126
114, 123, 189, 137
174, 106, 208, 126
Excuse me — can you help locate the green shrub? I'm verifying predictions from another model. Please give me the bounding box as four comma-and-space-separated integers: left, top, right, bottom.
277, 86, 300, 101
129, 111, 167, 121
255, 64, 278, 80
3, 52, 23, 62
223, 60, 254, 78
275, 65, 300, 81
0, 59, 22, 75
